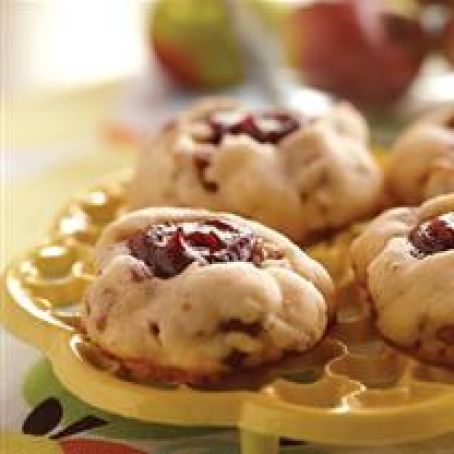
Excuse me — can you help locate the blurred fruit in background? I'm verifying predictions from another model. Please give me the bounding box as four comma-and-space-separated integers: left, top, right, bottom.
149, 0, 452, 107
285, 0, 429, 106
150, 0, 289, 89
151, 0, 244, 88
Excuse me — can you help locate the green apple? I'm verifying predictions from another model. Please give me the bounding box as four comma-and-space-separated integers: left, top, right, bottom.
151, 0, 244, 88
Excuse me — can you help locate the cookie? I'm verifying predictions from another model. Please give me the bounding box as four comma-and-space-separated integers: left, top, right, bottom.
82, 208, 334, 384
388, 105, 454, 204
351, 194, 454, 368
129, 98, 383, 244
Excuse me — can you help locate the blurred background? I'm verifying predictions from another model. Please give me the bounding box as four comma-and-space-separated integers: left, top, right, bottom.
3, 0, 454, 134
2, 0, 454, 258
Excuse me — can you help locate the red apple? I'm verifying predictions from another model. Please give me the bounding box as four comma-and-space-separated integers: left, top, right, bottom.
285, 0, 429, 106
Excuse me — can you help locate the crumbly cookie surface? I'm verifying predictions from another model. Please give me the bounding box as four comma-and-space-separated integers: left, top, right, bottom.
83, 208, 334, 383
351, 194, 454, 368
388, 105, 454, 204
129, 98, 383, 244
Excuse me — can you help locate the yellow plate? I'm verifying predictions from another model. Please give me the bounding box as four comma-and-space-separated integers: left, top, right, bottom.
2, 170, 454, 454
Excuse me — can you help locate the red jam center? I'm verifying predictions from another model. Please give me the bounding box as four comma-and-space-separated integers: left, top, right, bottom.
194, 110, 303, 192
207, 110, 301, 145
128, 219, 258, 278
409, 213, 454, 257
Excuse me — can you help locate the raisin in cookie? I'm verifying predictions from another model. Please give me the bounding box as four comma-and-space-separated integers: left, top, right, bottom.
388, 105, 454, 204
82, 208, 334, 384
129, 98, 383, 244
351, 193, 454, 368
